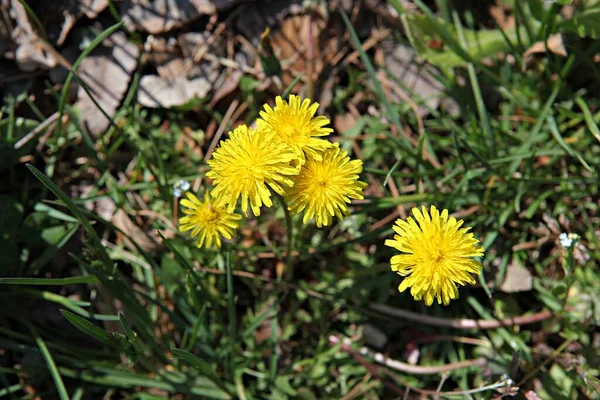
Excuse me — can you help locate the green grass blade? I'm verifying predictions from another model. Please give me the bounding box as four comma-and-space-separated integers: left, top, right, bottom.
241, 308, 277, 340
70, 70, 121, 132
226, 252, 236, 377
55, 21, 124, 136
0, 383, 23, 397
118, 312, 137, 345
26, 164, 111, 265
0, 276, 98, 285
282, 74, 303, 99
60, 310, 113, 346
33, 330, 70, 400
171, 348, 230, 393
340, 9, 419, 159
18, 288, 119, 321
575, 97, 600, 143
452, 11, 495, 156
28, 222, 81, 272
157, 231, 207, 294
546, 115, 591, 171
17, 0, 49, 41
508, 54, 576, 173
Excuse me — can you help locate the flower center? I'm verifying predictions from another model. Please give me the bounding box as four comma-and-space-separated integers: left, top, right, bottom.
427, 248, 447, 267
200, 207, 220, 223
282, 121, 306, 141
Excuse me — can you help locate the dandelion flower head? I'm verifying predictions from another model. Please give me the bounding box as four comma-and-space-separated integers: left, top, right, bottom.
179, 191, 242, 249
284, 143, 367, 227
207, 124, 298, 216
385, 206, 484, 306
257, 95, 333, 163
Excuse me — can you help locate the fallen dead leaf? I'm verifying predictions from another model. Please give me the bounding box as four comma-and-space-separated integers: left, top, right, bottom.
524, 391, 542, 400
112, 209, 161, 253
9, 0, 57, 71
178, 31, 224, 83
0, 1, 11, 55
489, 1, 514, 30
121, 0, 216, 34
384, 43, 459, 117
523, 33, 567, 70
499, 261, 533, 293
234, 0, 302, 44
334, 113, 359, 133
75, 30, 139, 135
77, 0, 110, 19
138, 75, 211, 108
56, 0, 110, 45
144, 35, 179, 71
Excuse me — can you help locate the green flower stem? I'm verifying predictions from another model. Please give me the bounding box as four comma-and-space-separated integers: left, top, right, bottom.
275, 194, 294, 281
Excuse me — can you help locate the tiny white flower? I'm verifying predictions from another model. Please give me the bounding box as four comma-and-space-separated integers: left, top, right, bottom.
173, 180, 191, 198
559, 232, 572, 248
179, 180, 191, 191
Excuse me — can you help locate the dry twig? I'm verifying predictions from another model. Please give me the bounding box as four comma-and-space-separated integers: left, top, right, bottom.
371, 303, 556, 329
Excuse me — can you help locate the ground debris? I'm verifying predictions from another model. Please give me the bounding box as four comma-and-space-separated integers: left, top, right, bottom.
75, 30, 139, 135
383, 42, 459, 116
523, 33, 567, 71
121, 0, 217, 34
138, 75, 211, 108
7, 0, 57, 71
499, 261, 533, 293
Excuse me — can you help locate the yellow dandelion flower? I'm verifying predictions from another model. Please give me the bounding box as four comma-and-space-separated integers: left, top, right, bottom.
207, 124, 298, 216
284, 143, 367, 227
385, 206, 484, 306
257, 95, 333, 162
179, 191, 242, 249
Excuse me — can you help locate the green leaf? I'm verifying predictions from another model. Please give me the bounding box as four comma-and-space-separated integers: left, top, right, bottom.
402, 12, 526, 68
275, 376, 297, 396
60, 309, 113, 346
558, 7, 600, 39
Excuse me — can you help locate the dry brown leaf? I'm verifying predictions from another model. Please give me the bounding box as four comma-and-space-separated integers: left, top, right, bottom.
272, 14, 334, 85
56, 0, 110, 45
523, 33, 567, 70
499, 262, 533, 293
140, 30, 245, 108
334, 113, 359, 134
75, 30, 139, 135
121, 0, 216, 34
234, 0, 302, 44
384, 43, 459, 116
178, 31, 224, 83
112, 209, 161, 253
144, 35, 179, 69
490, 1, 514, 30
76, 0, 110, 19
0, 1, 11, 55
8, 0, 57, 71
524, 391, 542, 400
138, 75, 211, 108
